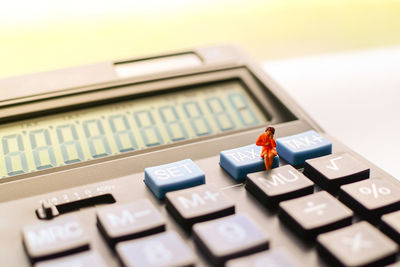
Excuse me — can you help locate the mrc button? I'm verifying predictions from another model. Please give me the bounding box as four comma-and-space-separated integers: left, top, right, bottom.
22, 215, 89, 263
276, 130, 332, 166
144, 159, 205, 199
220, 144, 279, 181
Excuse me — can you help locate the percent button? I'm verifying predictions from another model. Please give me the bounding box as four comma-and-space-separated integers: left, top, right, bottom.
340, 178, 400, 222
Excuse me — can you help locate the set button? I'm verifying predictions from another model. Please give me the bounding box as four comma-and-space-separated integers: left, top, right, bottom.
246, 165, 314, 208
220, 144, 279, 181
144, 159, 205, 199
22, 215, 89, 263
276, 130, 332, 166
165, 184, 235, 230
96, 199, 166, 247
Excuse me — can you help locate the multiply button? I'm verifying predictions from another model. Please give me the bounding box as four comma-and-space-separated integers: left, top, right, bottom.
246, 165, 314, 208
96, 199, 166, 247
339, 178, 400, 222
220, 144, 279, 181
304, 153, 370, 193
144, 159, 205, 199
276, 130, 332, 166
116, 231, 195, 267
279, 191, 353, 239
165, 184, 235, 230
193, 213, 269, 266
34, 251, 107, 267
22, 215, 89, 263
317, 221, 398, 267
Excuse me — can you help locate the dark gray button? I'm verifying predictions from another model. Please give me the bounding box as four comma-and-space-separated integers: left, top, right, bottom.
339, 178, 400, 221
22, 215, 89, 263
382, 210, 400, 244
116, 231, 195, 267
226, 248, 298, 267
279, 191, 353, 239
193, 213, 269, 266
96, 199, 165, 247
34, 251, 107, 267
317, 221, 398, 267
165, 184, 235, 230
304, 153, 369, 192
246, 165, 314, 208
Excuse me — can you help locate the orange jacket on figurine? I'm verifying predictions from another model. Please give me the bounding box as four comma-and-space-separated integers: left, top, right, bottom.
256, 132, 277, 158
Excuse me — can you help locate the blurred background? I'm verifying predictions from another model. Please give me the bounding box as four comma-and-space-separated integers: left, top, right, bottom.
1, 0, 400, 78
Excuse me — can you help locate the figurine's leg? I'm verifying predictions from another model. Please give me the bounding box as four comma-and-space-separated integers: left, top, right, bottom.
266, 153, 274, 170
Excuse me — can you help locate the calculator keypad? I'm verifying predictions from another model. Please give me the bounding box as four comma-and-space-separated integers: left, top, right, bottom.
22, 215, 89, 263
317, 221, 398, 267
303, 153, 370, 192
116, 231, 195, 267
165, 184, 235, 230
96, 199, 166, 247
381, 210, 400, 244
246, 165, 314, 208
193, 213, 269, 266
279, 191, 353, 238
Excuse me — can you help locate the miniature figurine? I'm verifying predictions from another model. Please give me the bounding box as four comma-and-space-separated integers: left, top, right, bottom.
256, 126, 277, 170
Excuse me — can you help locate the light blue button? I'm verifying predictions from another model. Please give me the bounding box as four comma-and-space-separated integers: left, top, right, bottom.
220, 144, 279, 181
144, 159, 205, 199
276, 130, 332, 166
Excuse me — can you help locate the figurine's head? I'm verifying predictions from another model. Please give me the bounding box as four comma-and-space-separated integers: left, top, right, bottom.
265, 126, 275, 138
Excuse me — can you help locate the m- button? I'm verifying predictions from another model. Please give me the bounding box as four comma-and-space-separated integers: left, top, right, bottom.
96, 199, 166, 247
144, 159, 205, 199
22, 215, 89, 263
165, 184, 235, 230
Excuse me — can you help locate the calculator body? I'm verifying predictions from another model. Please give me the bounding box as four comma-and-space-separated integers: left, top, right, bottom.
0, 45, 398, 266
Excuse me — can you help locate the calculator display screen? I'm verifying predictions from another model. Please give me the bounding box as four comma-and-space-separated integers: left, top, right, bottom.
0, 80, 267, 179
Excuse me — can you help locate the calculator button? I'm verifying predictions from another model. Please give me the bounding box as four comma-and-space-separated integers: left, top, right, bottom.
116, 231, 195, 267
22, 215, 89, 263
165, 184, 235, 230
276, 130, 332, 166
304, 153, 370, 193
96, 199, 166, 247
381, 210, 400, 244
34, 251, 107, 267
339, 178, 400, 221
144, 158, 205, 199
317, 221, 398, 267
246, 165, 314, 208
226, 248, 298, 267
193, 213, 269, 266
220, 144, 279, 181
279, 191, 353, 239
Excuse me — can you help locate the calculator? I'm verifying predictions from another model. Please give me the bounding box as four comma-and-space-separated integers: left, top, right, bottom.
0, 45, 399, 267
